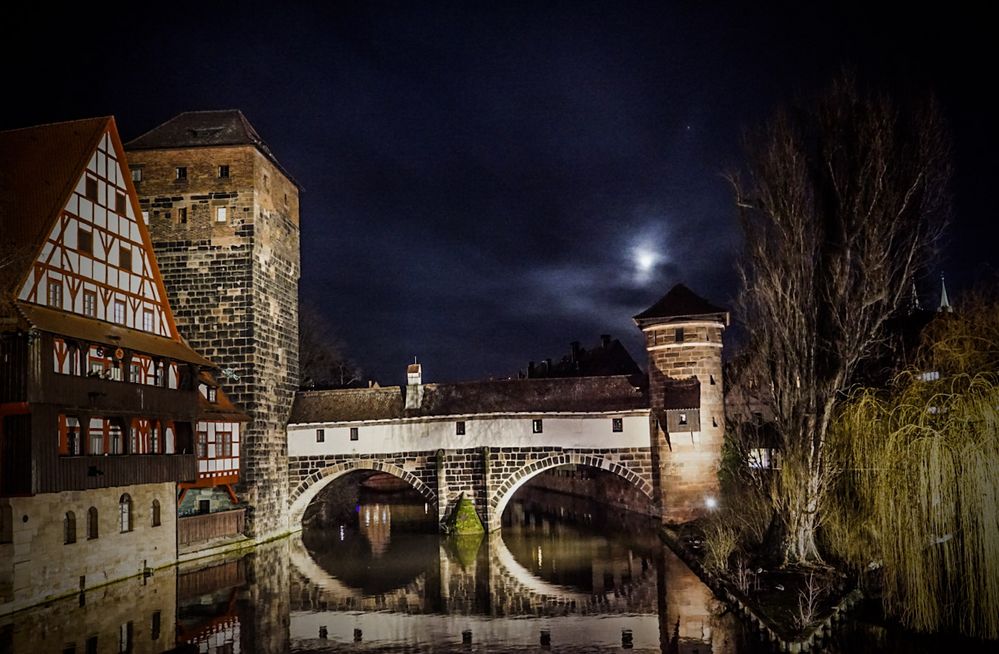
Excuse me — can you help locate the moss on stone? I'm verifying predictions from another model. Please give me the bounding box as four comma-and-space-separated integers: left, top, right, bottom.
447, 496, 484, 535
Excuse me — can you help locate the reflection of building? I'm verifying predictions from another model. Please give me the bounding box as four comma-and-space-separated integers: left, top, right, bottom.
127, 111, 301, 539
0, 118, 246, 614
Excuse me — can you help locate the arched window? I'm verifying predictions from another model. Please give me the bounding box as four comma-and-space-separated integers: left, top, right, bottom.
64, 511, 76, 544
151, 499, 161, 527
87, 507, 99, 539
119, 494, 133, 533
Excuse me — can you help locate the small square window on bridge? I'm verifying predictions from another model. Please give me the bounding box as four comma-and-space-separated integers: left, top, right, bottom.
455, 421, 465, 435
315, 429, 324, 443
612, 418, 623, 432
350, 427, 359, 441
532, 419, 543, 434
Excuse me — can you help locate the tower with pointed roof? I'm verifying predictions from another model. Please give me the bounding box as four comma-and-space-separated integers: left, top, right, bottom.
634, 283, 728, 522
126, 110, 300, 538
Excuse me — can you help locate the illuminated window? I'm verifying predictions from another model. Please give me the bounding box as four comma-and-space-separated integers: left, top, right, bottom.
679, 413, 688, 426
455, 421, 465, 435
215, 206, 227, 223
207, 386, 217, 403
143, 309, 154, 332
196, 432, 208, 458
316, 429, 325, 443
175, 167, 187, 180
47, 279, 63, 308
178, 207, 187, 224
131, 168, 142, 183
532, 419, 543, 434
612, 418, 623, 432
83, 290, 97, 318
113, 300, 126, 324
218, 165, 230, 178
118, 494, 133, 533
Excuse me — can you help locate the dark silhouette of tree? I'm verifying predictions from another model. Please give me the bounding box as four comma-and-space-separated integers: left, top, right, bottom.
298, 305, 363, 389
730, 76, 951, 565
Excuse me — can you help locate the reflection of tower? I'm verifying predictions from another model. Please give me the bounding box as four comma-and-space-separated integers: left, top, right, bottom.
634, 284, 728, 522
360, 504, 392, 557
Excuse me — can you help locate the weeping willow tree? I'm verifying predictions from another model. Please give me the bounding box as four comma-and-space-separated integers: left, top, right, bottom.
827, 299, 999, 638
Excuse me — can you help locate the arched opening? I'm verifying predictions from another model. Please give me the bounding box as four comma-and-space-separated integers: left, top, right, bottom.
64, 511, 76, 544
87, 507, 99, 539
151, 499, 161, 527
119, 494, 133, 533
299, 469, 439, 597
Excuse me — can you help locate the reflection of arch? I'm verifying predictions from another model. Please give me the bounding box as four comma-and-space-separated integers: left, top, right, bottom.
289, 460, 436, 528
489, 531, 590, 603
489, 453, 655, 531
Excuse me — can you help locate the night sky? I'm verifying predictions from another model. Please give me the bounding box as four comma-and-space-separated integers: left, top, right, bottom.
2, 2, 995, 384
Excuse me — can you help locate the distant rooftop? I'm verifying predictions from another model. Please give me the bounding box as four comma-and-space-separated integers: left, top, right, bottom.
634, 283, 727, 324
124, 110, 299, 188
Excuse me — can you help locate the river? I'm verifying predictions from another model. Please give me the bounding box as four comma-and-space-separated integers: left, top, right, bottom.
1, 484, 991, 652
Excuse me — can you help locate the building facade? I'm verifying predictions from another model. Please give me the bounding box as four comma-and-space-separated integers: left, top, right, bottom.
0, 117, 235, 613
126, 111, 301, 538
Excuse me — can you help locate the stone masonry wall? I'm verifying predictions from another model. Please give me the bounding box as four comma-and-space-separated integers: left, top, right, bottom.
130, 144, 300, 538
645, 322, 725, 522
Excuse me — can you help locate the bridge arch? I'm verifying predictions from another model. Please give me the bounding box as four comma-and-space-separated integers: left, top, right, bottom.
288, 459, 437, 529
488, 453, 655, 531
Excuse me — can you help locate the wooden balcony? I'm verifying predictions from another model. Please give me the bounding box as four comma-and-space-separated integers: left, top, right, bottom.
178, 508, 245, 546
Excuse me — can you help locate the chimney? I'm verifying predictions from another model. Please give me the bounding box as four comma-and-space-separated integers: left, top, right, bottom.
405, 361, 424, 410
601, 334, 611, 348
570, 341, 581, 362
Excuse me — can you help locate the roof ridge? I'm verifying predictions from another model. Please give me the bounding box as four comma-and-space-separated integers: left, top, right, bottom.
0, 116, 110, 136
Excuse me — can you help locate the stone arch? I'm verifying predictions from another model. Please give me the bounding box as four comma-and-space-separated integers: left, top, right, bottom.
488, 453, 655, 531
288, 459, 437, 529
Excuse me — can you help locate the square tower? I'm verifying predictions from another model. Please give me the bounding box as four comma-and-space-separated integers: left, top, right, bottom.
634, 284, 728, 522
126, 111, 300, 538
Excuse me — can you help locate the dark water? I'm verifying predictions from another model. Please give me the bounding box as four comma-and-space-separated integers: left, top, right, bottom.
1, 487, 994, 653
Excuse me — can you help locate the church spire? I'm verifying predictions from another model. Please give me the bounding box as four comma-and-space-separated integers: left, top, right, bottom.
938, 273, 953, 313
909, 280, 922, 314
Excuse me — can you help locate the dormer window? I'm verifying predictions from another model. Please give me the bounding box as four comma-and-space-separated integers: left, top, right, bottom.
207, 386, 217, 403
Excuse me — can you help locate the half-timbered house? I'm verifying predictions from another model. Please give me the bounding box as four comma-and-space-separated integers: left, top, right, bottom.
0, 117, 244, 613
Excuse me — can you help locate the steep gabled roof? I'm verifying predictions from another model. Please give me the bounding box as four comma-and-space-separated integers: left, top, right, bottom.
634, 283, 728, 324
124, 110, 299, 188
0, 117, 109, 290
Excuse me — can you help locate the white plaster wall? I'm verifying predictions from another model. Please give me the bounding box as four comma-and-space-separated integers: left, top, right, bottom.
288, 412, 650, 457
0, 482, 177, 615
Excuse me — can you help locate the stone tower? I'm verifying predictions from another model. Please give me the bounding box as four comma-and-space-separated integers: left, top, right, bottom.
126, 111, 300, 538
634, 284, 728, 522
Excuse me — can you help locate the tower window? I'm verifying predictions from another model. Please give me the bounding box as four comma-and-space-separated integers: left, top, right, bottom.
675, 327, 685, 343
218, 165, 230, 178
316, 428, 325, 443
532, 419, 543, 434
178, 207, 187, 224
175, 167, 187, 180
215, 207, 227, 223
612, 418, 623, 433
455, 421, 465, 435
131, 168, 142, 183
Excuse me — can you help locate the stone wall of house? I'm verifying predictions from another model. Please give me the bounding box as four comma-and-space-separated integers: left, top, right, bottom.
0, 482, 176, 615
130, 144, 300, 539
